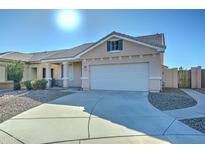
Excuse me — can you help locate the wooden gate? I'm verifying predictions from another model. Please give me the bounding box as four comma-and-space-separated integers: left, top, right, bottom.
202, 69, 205, 88
178, 70, 191, 88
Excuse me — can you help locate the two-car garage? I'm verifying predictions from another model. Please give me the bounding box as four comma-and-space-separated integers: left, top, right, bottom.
80, 32, 164, 92
90, 63, 149, 91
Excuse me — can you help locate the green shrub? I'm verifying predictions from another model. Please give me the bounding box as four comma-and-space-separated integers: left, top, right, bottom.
31, 80, 38, 90
24, 80, 32, 90
7, 60, 24, 90
37, 79, 48, 90
24, 79, 48, 90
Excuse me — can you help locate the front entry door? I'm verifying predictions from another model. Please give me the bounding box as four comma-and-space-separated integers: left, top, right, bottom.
51, 68, 54, 79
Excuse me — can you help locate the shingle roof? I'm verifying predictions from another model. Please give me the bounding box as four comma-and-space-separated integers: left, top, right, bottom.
41, 43, 94, 60
29, 51, 59, 62
0, 52, 32, 61
0, 43, 93, 62
0, 31, 165, 62
135, 33, 165, 48
111, 31, 165, 48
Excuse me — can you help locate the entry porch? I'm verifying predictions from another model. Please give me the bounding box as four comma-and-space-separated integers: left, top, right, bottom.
43, 61, 82, 88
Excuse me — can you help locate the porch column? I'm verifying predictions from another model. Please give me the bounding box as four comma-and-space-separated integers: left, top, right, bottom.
45, 63, 52, 88
63, 61, 69, 88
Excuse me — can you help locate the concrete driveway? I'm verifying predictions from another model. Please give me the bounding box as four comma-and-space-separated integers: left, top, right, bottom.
0, 90, 205, 144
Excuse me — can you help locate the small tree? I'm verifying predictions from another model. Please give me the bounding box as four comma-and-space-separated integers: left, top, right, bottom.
178, 66, 184, 71
7, 60, 24, 90
178, 66, 187, 71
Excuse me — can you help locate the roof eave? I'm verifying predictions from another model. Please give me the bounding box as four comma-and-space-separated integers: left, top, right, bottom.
0, 58, 30, 62
41, 57, 80, 63
157, 46, 166, 53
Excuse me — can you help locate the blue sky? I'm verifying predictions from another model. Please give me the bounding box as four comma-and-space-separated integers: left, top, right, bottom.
0, 9, 204, 68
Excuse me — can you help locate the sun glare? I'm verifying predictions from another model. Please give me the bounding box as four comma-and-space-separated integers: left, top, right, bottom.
56, 10, 80, 31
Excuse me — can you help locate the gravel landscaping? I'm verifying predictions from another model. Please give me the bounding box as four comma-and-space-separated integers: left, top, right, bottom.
0, 89, 73, 123
23, 90, 73, 103
148, 88, 197, 111
180, 117, 205, 134
0, 90, 26, 97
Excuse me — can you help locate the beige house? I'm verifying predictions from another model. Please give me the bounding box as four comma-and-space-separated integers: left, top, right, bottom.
0, 31, 166, 92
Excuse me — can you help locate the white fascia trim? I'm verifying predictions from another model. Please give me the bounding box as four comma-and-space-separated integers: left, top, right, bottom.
77, 34, 165, 58
156, 48, 165, 52
108, 50, 121, 53
149, 77, 162, 80
41, 57, 79, 63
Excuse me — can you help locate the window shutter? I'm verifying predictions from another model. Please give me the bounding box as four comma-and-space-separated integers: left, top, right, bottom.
119, 39, 123, 50
107, 41, 110, 51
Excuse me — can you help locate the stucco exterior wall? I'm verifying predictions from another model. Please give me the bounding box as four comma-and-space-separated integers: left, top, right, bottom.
27, 63, 60, 80
68, 62, 82, 87
0, 61, 10, 82
0, 61, 30, 89
162, 66, 178, 88
82, 39, 157, 59
0, 65, 6, 82
0, 63, 12, 90
31, 61, 82, 88
0, 60, 61, 83
0, 38, 164, 91
0, 81, 13, 90
0, 60, 31, 82
81, 39, 162, 92
22, 64, 29, 81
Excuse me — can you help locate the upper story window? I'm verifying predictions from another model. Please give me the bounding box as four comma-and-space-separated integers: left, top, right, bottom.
107, 39, 123, 52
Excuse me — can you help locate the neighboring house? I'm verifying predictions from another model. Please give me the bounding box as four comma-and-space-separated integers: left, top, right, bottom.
0, 31, 166, 92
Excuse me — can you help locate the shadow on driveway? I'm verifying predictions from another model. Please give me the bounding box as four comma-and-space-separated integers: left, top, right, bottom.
48, 90, 205, 143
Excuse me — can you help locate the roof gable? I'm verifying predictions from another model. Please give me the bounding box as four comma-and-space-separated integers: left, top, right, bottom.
77, 31, 166, 58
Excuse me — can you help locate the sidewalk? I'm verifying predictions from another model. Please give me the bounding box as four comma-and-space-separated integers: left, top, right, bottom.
164, 89, 205, 120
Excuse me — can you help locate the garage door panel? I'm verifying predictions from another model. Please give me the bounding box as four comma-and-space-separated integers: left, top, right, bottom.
90, 63, 149, 91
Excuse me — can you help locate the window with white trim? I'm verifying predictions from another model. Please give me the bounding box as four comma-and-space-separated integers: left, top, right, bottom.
107, 39, 123, 52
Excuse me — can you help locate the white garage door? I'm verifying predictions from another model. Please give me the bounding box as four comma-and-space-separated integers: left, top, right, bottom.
90, 63, 149, 91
